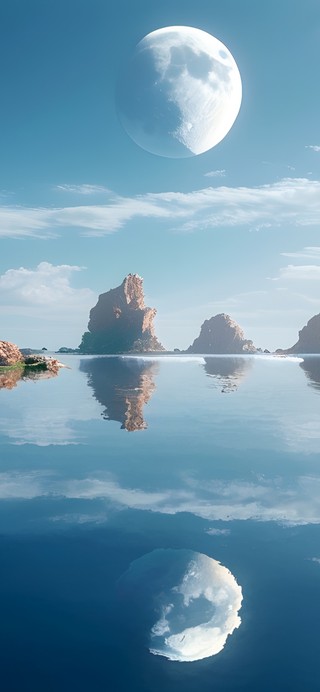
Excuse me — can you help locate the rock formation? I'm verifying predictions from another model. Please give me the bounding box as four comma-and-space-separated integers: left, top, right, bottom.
187, 314, 256, 354
279, 313, 320, 353
0, 362, 59, 390
0, 342, 61, 389
79, 274, 165, 354
80, 356, 158, 431
0, 341, 23, 366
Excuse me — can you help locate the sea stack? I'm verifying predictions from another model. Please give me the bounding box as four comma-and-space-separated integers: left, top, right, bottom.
280, 313, 320, 354
79, 274, 165, 354
187, 314, 256, 354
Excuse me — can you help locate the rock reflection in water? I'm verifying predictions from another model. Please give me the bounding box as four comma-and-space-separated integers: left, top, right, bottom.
300, 356, 320, 392
80, 357, 158, 431
204, 356, 252, 393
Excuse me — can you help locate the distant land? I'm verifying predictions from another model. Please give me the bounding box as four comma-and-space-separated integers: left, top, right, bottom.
2, 274, 320, 357
75, 273, 320, 355
276, 314, 320, 355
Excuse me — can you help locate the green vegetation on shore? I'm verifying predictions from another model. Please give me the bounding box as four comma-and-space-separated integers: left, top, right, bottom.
0, 361, 51, 373
0, 363, 25, 372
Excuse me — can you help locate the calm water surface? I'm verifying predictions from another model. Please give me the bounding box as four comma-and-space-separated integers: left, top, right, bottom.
1, 355, 320, 691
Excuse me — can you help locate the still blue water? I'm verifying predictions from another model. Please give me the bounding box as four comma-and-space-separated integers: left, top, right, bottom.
1, 355, 320, 691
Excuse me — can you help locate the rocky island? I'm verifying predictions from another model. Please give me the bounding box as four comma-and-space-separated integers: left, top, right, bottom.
79, 274, 165, 354
278, 313, 320, 354
0, 340, 62, 389
187, 313, 256, 354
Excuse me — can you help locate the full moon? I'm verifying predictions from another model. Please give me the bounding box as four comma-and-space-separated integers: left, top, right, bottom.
116, 26, 242, 158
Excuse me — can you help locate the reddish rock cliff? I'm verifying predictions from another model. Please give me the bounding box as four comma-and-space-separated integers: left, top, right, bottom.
187, 314, 256, 354
80, 274, 165, 354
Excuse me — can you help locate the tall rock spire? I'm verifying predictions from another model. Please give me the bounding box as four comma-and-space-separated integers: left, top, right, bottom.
79, 274, 165, 353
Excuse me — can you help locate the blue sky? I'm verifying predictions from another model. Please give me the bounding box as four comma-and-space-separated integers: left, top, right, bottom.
0, 0, 320, 350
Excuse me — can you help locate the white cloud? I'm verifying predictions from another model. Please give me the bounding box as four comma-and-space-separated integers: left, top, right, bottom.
0, 262, 95, 308
0, 262, 96, 347
281, 246, 320, 260
1, 177, 320, 238
204, 170, 226, 178
55, 184, 111, 195
274, 265, 320, 281
306, 145, 320, 152
0, 206, 58, 238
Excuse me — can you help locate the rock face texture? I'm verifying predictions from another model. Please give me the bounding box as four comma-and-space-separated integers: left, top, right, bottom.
80, 274, 165, 354
0, 341, 23, 366
282, 313, 320, 353
187, 314, 256, 354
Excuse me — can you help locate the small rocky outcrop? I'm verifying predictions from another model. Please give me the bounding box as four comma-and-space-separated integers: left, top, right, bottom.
187, 314, 256, 354
79, 274, 165, 354
0, 342, 62, 389
56, 347, 80, 354
23, 354, 61, 373
279, 313, 320, 354
0, 341, 24, 366
0, 361, 60, 390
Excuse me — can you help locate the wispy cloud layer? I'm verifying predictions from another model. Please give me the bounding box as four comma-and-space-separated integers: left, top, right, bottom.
305, 145, 320, 152
281, 246, 320, 260
55, 184, 111, 195
203, 169, 226, 178
275, 265, 320, 281
1, 177, 320, 238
